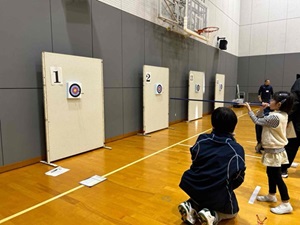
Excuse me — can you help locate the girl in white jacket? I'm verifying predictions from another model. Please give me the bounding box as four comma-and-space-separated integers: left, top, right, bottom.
245, 91, 294, 215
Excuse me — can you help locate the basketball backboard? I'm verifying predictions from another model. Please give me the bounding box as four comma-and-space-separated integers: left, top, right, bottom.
158, 0, 209, 41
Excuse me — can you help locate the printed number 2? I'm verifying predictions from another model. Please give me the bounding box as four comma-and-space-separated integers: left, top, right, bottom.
146, 73, 151, 82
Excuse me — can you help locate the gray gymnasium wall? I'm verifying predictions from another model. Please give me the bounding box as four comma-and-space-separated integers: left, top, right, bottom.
0, 0, 52, 166
0, 0, 237, 167
238, 54, 300, 102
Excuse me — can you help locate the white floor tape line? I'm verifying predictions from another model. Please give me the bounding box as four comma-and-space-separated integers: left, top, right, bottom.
245, 154, 261, 159
249, 186, 261, 204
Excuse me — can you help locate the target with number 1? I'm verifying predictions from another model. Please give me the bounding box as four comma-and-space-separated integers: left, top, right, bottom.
67, 82, 82, 99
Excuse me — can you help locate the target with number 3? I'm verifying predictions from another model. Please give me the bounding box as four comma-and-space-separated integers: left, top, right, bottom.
195, 84, 200, 93
67, 82, 82, 99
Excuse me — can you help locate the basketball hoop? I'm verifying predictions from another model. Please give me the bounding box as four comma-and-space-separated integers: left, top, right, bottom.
195, 27, 219, 44
195, 26, 219, 35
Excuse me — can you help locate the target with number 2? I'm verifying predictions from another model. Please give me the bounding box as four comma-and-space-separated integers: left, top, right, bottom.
155, 83, 163, 94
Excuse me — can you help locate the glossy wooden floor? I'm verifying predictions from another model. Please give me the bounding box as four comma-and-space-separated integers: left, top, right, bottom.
0, 107, 299, 225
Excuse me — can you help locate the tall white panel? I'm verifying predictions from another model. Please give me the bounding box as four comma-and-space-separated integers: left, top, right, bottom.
222, 0, 230, 17
225, 19, 237, 54
207, 1, 217, 27
188, 71, 204, 121
239, 0, 300, 56
251, 0, 269, 24
42, 52, 105, 162
239, 25, 251, 56
143, 65, 169, 134
287, 0, 300, 19
267, 20, 286, 54
215, 10, 227, 39
233, 0, 240, 24
268, 0, 287, 21
231, 23, 239, 56
285, 18, 300, 53
250, 23, 268, 56
240, 0, 252, 25
214, 74, 225, 109
228, 0, 234, 20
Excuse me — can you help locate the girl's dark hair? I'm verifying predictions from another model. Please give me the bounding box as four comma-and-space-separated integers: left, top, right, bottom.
211, 107, 237, 133
272, 91, 294, 114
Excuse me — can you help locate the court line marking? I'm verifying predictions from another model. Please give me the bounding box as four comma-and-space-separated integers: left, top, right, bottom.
246, 141, 257, 144
246, 154, 261, 159
0, 185, 84, 224
102, 128, 213, 177
0, 112, 249, 224
178, 143, 192, 147
0, 128, 212, 224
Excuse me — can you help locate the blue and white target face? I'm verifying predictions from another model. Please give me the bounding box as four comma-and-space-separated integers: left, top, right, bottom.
67, 82, 82, 99
195, 84, 201, 93
155, 83, 163, 94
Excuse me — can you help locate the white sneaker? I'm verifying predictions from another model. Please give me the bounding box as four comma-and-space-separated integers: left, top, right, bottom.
257, 195, 277, 202
178, 201, 197, 225
271, 203, 293, 214
281, 171, 288, 178
197, 208, 215, 225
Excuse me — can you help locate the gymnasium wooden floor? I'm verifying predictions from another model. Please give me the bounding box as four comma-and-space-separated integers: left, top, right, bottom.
0, 106, 299, 225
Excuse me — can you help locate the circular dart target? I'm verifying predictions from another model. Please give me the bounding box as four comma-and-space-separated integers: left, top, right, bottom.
219, 83, 223, 92
155, 83, 163, 94
195, 84, 201, 93
69, 83, 81, 98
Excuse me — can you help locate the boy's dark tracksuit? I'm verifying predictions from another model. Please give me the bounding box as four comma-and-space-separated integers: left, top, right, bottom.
179, 131, 246, 214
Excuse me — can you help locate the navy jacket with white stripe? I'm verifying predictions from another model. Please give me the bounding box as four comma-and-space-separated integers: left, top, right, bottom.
179, 131, 246, 214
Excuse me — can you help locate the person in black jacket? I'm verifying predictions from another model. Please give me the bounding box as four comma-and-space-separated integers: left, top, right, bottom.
255, 79, 274, 153
258, 79, 274, 103
178, 107, 246, 225
281, 75, 300, 178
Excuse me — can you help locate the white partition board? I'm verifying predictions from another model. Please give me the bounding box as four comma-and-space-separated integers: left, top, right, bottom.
188, 71, 204, 121
143, 65, 169, 134
42, 52, 105, 162
214, 73, 225, 109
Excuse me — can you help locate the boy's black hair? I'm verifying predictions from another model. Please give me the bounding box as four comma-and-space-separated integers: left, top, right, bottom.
211, 107, 237, 133
272, 91, 294, 114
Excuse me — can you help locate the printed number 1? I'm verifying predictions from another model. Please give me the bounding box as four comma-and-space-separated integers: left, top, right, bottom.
50, 67, 63, 85
53, 71, 60, 83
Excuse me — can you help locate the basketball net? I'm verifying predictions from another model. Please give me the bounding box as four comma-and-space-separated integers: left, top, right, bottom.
196, 27, 219, 45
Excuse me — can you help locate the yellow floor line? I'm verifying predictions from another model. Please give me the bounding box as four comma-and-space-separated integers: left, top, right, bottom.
0, 128, 212, 223
0, 112, 249, 223
0, 185, 84, 224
